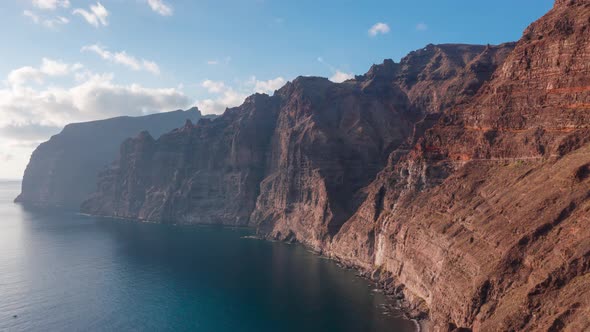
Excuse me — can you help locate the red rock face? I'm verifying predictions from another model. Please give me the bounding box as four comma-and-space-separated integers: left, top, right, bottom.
81, 43, 516, 329
80, 1, 590, 330
330, 1, 590, 330
82, 43, 510, 233
251, 76, 416, 248
252, 45, 514, 250
82, 94, 280, 224
422, 0, 590, 162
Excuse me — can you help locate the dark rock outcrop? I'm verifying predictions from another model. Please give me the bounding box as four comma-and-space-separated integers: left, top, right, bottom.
15, 108, 206, 208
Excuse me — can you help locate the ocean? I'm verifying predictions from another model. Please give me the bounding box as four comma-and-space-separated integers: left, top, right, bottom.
0, 181, 415, 332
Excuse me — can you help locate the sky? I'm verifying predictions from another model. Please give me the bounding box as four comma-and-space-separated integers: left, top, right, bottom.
0, 0, 554, 179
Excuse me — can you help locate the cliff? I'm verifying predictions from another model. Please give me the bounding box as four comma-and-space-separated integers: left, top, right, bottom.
330, 0, 590, 330
82, 44, 510, 230
15, 108, 206, 208
252, 44, 514, 249
82, 94, 280, 224
79, 0, 590, 330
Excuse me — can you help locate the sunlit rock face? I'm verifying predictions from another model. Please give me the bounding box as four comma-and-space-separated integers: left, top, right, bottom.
82, 42, 506, 231
330, 1, 590, 330
252, 42, 515, 249
80, 1, 590, 329
82, 94, 281, 224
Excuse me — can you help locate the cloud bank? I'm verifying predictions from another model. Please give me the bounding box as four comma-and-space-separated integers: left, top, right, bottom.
0, 58, 189, 178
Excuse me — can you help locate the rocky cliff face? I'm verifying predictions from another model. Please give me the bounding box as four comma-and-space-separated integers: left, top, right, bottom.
82, 94, 280, 224
252, 44, 514, 249
82, 44, 509, 231
15, 108, 205, 208
79, 1, 590, 330
330, 1, 590, 330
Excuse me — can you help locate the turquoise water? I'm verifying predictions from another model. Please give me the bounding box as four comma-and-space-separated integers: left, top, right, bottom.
0, 181, 415, 332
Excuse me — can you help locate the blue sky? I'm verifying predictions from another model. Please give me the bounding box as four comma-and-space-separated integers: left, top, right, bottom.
0, 0, 553, 178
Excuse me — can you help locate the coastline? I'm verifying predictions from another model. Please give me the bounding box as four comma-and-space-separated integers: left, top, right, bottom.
76, 207, 430, 331
240, 232, 431, 332
15, 197, 430, 332
330, 257, 431, 332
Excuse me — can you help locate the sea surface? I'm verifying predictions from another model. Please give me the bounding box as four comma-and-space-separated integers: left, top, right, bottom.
0, 181, 415, 332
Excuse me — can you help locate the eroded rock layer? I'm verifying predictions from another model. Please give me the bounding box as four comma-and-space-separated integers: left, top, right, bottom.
330, 1, 590, 330
82, 94, 279, 224
252, 44, 515, 249
80, 1, 590, 330
82, 43, 509, 230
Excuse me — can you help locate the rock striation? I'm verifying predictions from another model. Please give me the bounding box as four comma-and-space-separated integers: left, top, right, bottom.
82, 44, 511, 231
15, 108, 206, 208
82, 94, 280, 224
79, 1, 590, 330
330, 1, 590, 330
253, 43, 515, 249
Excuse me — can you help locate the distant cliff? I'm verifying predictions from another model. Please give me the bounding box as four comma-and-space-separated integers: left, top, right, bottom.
15, 108, 207, 208
80, 0, 590, 330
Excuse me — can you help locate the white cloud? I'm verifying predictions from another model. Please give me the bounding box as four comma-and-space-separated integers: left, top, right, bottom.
197, 90, 248, 115
82, 44, 161, 75
317, 57, 354, 83
73, 2, 108, 27
7, 58, 82, 86
1, 152, 14, 162
24, 10, 69, 28
196, 76, 286, 114
198, 79, 246, 114
329, 71, 353, 83
202, 80, 226, 94
23, 10, 40, 23
142, 61, 160, 75
41, 58, 82, 76
207, 60, 220, 65
1, 69, 189, 140
146, 0, 173, 16
368, 22, 390, 37
251, 76, 286, 94
416, 23, 428, 31
7, 66, 44, 86
0, 64, 189, 179
32, 0, 70, 10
